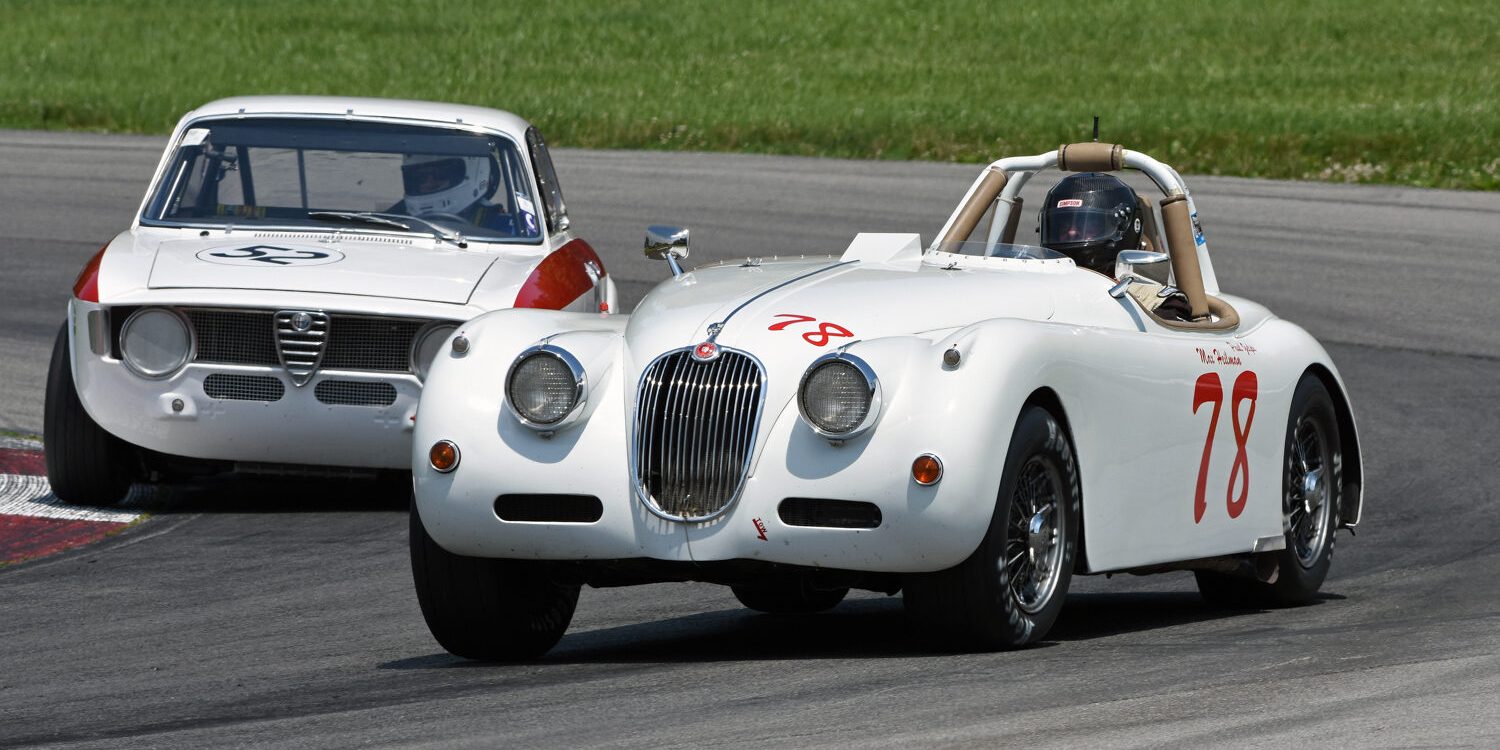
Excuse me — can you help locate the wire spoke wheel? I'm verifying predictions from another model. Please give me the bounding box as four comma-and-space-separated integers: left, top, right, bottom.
1287, 415, 1332, 569
1006, 456, 1065, 614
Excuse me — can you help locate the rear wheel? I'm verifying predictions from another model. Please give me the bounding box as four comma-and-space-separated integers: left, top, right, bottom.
1196, 375, 1342, 607
904, 405, 1080, 650
409, 501, 579, 661
731, 582, 849, 614
43, 323, 136, 505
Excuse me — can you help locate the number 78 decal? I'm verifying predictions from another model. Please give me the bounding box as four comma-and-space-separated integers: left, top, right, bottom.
1192, 370, 1258, 523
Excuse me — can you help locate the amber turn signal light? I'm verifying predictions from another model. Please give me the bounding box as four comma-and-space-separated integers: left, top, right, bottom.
911, 453, 943, 486
429, 440, 460, 473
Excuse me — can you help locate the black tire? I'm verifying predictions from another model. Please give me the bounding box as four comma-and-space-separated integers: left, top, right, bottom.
731, 582, 849, 614
409, 500, 579, 661
1196, 375, 1343, 608
904, 405, 1081, 650
43, 323, 136, 505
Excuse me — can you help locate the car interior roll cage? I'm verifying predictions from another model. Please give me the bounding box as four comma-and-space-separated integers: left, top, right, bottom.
932, 143, 1238, 331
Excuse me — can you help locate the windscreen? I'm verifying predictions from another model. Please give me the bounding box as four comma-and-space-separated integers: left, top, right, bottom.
142, 118, 542, 242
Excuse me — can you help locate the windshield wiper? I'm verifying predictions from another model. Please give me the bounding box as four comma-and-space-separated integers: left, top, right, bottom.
372, 212, 470, 249
307, 210, 469, 249
307, 211, 411, 231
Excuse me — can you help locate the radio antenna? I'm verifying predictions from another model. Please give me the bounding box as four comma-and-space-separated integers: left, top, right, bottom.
1092, 116, 1100, 142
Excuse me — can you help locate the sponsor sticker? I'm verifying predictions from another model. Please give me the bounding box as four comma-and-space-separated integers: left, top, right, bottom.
1191, 211, 1206, 246
1056, 198, 1084, 208
180, 128, 210, 147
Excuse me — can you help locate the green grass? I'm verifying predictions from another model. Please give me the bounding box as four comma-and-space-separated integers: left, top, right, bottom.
2, 0, 1497, 188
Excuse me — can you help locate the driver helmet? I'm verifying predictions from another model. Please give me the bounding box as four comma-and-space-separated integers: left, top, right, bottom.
1039, 172, 1142, 274
400, 154, 492, 215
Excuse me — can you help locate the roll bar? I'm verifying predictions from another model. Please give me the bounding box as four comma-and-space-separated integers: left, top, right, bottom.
932, 143, 1222, 315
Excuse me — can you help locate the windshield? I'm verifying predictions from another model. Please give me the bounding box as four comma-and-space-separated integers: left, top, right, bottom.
142, 118, 542, 243
934, 240, 1067, 261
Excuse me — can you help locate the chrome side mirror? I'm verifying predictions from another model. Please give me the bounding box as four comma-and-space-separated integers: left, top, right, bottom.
645, 225, 690, 278
1114, 249, 1171, 283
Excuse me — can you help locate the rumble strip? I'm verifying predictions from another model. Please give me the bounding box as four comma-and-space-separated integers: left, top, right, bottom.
0, 438, 141, 565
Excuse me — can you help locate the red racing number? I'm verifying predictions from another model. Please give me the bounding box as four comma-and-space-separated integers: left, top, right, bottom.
768, 313, 854, 347
1191, 370, 1258, 523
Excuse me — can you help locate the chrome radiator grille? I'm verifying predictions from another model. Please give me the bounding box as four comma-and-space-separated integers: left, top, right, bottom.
633, 348, 765, 521
182, 309, 438, 374
274, 311, 329, 386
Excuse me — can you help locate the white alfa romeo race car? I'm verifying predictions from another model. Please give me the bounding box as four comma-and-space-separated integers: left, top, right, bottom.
46, 96, 614, 505
409, 142, 1363, 659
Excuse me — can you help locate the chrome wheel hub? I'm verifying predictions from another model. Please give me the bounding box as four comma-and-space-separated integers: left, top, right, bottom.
1287, 417, 1331, 569
1005, 457, 1065, 614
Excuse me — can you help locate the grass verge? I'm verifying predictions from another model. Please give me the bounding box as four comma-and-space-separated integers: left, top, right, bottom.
1, 0, 1496, 188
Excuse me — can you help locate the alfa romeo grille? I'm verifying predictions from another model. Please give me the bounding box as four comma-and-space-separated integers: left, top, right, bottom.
633, 348, 764, 521
180, 308, 446, 376
274, 311, 329, 386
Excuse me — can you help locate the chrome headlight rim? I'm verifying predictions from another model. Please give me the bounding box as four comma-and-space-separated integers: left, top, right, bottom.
504, 343, 587, 432
119, 306, 195, 379
409, 321, 459, 382
797, 351, 881, 441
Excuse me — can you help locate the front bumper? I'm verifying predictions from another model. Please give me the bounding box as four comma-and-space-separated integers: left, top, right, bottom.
413, 353, 1015, 575
70, 302, 419, 469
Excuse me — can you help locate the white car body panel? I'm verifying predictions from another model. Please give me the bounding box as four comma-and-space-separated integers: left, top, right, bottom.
414, 248, 1361, 575
64, 97, 615, 472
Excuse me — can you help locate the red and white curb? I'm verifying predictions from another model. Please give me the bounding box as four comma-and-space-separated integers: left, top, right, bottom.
0, 437, 141, 565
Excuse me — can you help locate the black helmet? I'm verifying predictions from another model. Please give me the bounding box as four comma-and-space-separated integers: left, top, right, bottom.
1039, 172, 1142, 274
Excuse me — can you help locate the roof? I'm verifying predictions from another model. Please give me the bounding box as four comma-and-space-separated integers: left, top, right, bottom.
179, 95, 534, 137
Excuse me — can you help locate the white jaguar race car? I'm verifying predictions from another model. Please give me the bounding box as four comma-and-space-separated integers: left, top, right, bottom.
409, 141, 1363, 659
46, 96, 615, 505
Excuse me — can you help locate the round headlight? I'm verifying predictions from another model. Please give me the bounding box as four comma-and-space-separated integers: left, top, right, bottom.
120, 307, 193, 378
505, 346, 585, 429
411, 324, 458, 381
798, 354, 879, 439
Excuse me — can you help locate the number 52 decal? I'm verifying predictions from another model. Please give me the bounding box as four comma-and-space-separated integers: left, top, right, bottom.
1192, 370, 1257, 523
196, 245, 345, 267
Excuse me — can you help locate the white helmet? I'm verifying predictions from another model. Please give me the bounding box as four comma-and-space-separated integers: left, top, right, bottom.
400, 154, 492, 215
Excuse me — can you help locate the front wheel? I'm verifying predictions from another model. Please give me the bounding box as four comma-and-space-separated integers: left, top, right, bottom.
409, 501, 580, 660
1196, 375, 1343, 607
43, 323, 136, 505
904, 405, 1081, 650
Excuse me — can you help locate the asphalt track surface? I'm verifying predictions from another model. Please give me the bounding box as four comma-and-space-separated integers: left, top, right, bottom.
2, 131, 1498, 748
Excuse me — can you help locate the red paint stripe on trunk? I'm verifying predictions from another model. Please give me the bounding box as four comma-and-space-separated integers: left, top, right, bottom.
513, 239, 604, 310
0, 515, 126, 565
0, 448, 46, 477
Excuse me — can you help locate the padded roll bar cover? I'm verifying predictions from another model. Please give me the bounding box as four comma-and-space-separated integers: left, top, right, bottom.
937, 169, 1008, 250
1160, 195, 1210, 319
1000, 196, 1024, 244
1058, 142, 1124, 172
1152, 296, 1240, 332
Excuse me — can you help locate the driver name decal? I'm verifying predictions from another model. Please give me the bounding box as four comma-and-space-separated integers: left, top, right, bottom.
197, 246, 345, 267
1195, 341, 1257, 367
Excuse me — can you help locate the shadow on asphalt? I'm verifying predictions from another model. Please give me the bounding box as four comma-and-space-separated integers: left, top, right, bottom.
114, 475, 410, 514
381, 589, 1302, 668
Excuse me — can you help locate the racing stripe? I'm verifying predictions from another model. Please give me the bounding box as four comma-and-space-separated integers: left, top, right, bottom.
513, 238, 604, 310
